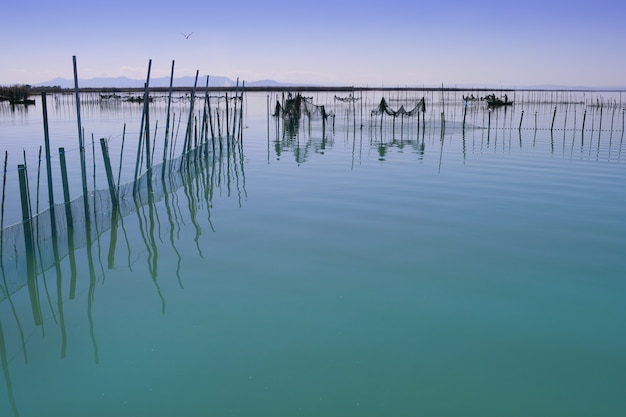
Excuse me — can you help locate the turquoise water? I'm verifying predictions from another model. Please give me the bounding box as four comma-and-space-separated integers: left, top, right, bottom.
1, 91, 625, 416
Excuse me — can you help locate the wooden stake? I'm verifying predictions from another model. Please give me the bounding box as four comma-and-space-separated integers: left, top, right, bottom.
162, 60, 175, 169
72, 56, 90, 223
41, 92, 57, 236
100, 138, 118, 207
133, 60, 152, 187
59, 148, 73, 230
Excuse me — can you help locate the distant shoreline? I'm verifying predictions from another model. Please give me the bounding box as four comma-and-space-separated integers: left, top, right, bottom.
25, 85, 626, 94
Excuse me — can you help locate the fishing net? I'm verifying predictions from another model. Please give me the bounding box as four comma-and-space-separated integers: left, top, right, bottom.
370, 97, 426, 117
272, 93, 335, 121
0, 143, 238, 303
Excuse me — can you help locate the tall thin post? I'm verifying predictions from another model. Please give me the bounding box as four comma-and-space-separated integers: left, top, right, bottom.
100, 138, 119, 207
162, 60, 175, 169
239, 81, 245, 142
225, 92, 230, 140
59, 148, 73, 230
133, 59, 152, 188
73, 56, 90, 223
182, 70, 199, 159
18, 164, 42, 325
550, 106, 557, 132
232, 78, 239, 138
41, 92, 57, 237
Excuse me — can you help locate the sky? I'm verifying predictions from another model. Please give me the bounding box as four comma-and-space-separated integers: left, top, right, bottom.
1, 0, 625, 88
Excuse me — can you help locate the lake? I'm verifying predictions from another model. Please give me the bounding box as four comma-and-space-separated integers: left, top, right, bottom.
1, 89, 625, 417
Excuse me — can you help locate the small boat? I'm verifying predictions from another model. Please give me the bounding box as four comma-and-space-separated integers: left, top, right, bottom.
484, 94, 513, 107
8, 98, 36, 105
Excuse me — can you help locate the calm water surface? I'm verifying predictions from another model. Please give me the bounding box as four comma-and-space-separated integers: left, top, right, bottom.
0, 90, 625, 416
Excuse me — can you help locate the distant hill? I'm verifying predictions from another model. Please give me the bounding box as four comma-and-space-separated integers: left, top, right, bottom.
35, 76, 302, 89
33, 77, 625, 91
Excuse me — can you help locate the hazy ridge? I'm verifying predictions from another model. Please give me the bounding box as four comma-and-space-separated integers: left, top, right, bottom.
33, 76, 626, 91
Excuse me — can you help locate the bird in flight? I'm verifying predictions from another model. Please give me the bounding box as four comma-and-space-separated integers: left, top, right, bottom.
181, 32, 194, 39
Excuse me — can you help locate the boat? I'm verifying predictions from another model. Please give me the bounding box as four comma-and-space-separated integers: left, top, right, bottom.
8, 98, 36, 105
484, 94, 513, 107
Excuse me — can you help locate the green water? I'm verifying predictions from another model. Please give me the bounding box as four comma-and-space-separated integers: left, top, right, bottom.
1, 92, 625, 416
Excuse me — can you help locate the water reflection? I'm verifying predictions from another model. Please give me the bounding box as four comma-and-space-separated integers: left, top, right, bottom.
267, 92, 624, 166
0, 137, 245, 416
0, 89, 624, 416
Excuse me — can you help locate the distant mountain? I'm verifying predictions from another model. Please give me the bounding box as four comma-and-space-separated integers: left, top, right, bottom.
35, 76, 302, 89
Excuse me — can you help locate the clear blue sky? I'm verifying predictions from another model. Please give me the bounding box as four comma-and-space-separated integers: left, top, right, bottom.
1, 0, 624, 87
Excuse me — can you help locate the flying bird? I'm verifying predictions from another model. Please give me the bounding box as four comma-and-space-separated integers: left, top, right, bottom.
181, 32, 194, 39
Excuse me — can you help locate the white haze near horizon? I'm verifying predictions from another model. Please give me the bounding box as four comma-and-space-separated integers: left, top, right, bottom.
1, 0, 625, 88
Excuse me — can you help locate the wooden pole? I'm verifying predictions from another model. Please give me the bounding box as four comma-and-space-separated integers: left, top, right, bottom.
550, 106, 557, 132
133, 59, 152, 187
145, 102, 152, 171
18, 164, 42, 325
201, 76, 209, 148
581, 109, 587, 144
231, 78, 239, 139
41, 92, 57, 237
518, 110, 524, 130
117, 123, 126, 191
162, 60, 175, 168
59, 148, 74, 230
238, 81, 246, 140
72, 56, 90, 223
182, 70, 199, 157
225, 92, 230, 140
207, 77, 215, 141
100, 138, 118, 207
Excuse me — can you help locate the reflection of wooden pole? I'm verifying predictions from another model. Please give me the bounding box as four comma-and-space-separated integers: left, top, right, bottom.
462, 104, 467, 131
0, 320, 21, 416
107, 205, 119, 270
1, 151, 7, 249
